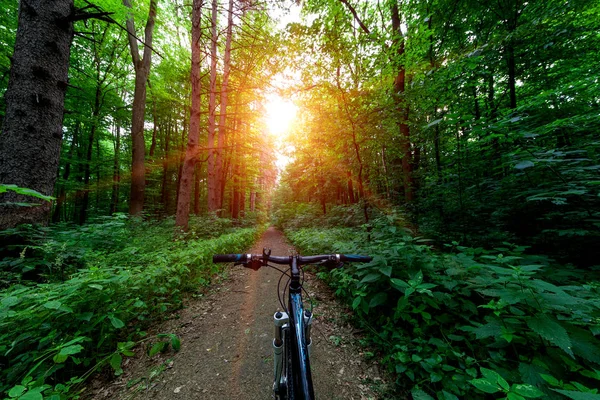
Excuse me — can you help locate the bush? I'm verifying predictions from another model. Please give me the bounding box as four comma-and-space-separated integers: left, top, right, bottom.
287, 217, 600, 399
0, 215, 263, 398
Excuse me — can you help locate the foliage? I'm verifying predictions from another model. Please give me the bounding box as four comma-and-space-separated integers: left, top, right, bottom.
286, 216, 600, 399
272, 200, 369, 231
0, 215, 263, 398
0, 184, 55, 207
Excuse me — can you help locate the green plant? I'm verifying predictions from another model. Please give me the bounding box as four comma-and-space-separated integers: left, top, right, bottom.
0, 215, 263, 398
286, 215, 600, 399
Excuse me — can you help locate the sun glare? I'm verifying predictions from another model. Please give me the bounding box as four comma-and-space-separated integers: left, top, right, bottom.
265, 95, 297, 139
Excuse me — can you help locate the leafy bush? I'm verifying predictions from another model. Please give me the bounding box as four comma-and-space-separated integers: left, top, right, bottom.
287, 217, 600, 399
0, 215, 263, 398
272, 201, 370, 231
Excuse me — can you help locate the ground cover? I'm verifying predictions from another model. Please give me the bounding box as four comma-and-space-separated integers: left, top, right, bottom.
0, 215, 262, 399
281, 206, 600, 400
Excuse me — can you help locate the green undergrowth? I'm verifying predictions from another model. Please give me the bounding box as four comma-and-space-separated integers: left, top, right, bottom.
0, 215, 263, 399
286, 216, 600, 400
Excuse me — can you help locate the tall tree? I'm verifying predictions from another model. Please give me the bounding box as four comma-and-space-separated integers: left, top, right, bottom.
216, 0, 235, 211
0, 0, 75, 229
125, 0, 158, 215
176, 0, 203, 229
207, 0, 219, 212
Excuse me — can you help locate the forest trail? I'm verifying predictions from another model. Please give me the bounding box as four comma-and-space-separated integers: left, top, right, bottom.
86, 227, 384, 399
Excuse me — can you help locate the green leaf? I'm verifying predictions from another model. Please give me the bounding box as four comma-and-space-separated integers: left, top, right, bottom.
43, 300, 62, 310
148, 342, 167, 357
512, 384, 544, 398
527, 315, 573, 357
19, 392, 43, 400
360, 273, 381, 283
53, 344, 84, 363
369, 292, 388, 308
0, 184, 54, 201
169, 334, 181, 351
8, 385, 26, 398
470, 379, 501, 394
552, 390, 600, 400
540, 374, 560, 386
515, 161, 535, 169
481, 368, 509, 391
88, 284, 103, 290
411, 388, 434, 400
390, 278, 409, 291
380, 265, 392, 277
110, 353, 123, 375
507, 393, 526, 400
2, 296, 21, 308
441, 391, 459, 400
352, 296, 361, 310
109, 315, 125, 329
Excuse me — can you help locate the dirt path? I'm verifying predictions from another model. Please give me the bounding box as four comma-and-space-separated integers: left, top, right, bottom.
85, 227, 385, 399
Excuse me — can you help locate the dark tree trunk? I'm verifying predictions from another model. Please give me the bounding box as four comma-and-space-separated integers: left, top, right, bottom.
126, 0, 158, 216
53, 122, 78, 222
175, 0, 203, 229
506, 43, 517, 109
215, 0, 234, 213
0, 0, 74, 229
160, 120, 170, 213
110, 124, 121, 214
194, 161, 201, 215
391, 0, 413, 203
347, 171, 355, 203
206, 0, 219, 213
79, 84, 102, 224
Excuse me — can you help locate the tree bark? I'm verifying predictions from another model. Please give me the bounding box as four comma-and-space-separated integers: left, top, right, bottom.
176, 0, 203, 229
110, 124, 121, 214
79, 82, 102, 224
53, 122, 79, 222
215, 0, 234, 212
0, 0, 74, 229
160, 120, 171, 213
207, 0, 219, 213
125, 0, 158, 216
391, 0, 413, 202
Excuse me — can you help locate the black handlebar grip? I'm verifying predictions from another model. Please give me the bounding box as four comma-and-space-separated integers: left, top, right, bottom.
340, 254, 372, 263
213, 254, 247, 263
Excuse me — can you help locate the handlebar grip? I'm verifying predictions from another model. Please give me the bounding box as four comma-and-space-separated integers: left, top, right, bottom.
340, 254, 372, 263
213, 254, 247, 263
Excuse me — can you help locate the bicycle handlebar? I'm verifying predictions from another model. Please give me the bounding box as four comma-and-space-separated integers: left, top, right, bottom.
212, 253, 372, 265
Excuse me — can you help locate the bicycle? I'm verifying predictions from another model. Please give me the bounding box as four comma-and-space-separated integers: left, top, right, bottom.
213, 248, 372, 400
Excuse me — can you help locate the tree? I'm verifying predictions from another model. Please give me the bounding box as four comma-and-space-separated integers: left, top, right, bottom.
176, 0, 203, 229
125, 0, 159, 216
0, 0, 75, 229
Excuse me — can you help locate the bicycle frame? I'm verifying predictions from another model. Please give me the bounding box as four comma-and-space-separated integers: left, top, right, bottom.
274, 256, 314, 400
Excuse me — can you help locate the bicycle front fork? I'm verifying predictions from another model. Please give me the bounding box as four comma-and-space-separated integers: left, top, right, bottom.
273, 310, 313, 392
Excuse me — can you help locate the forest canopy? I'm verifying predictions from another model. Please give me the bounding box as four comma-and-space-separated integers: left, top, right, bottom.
0, 0, 599, 399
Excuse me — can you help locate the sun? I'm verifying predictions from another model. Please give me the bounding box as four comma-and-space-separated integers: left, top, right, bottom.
264, 95, 297, 139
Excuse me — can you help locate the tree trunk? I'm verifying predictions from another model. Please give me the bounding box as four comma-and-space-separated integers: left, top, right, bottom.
53, 122, 79, 222
79, 83, 102, 224
125, 0, 158, 216
215, 0, 234, 212
347, 171, 355, 203
391, 0, 413, 203
0, 0, 74, 229
176, 0, 203, 229
110, 124, 121, 215
194, 161, 201, 215
207, 0, 219, 213
160, 120, 171, 213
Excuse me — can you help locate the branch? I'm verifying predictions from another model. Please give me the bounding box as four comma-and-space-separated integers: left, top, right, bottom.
339, 0, 371, 35
70, 11, 114, 23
